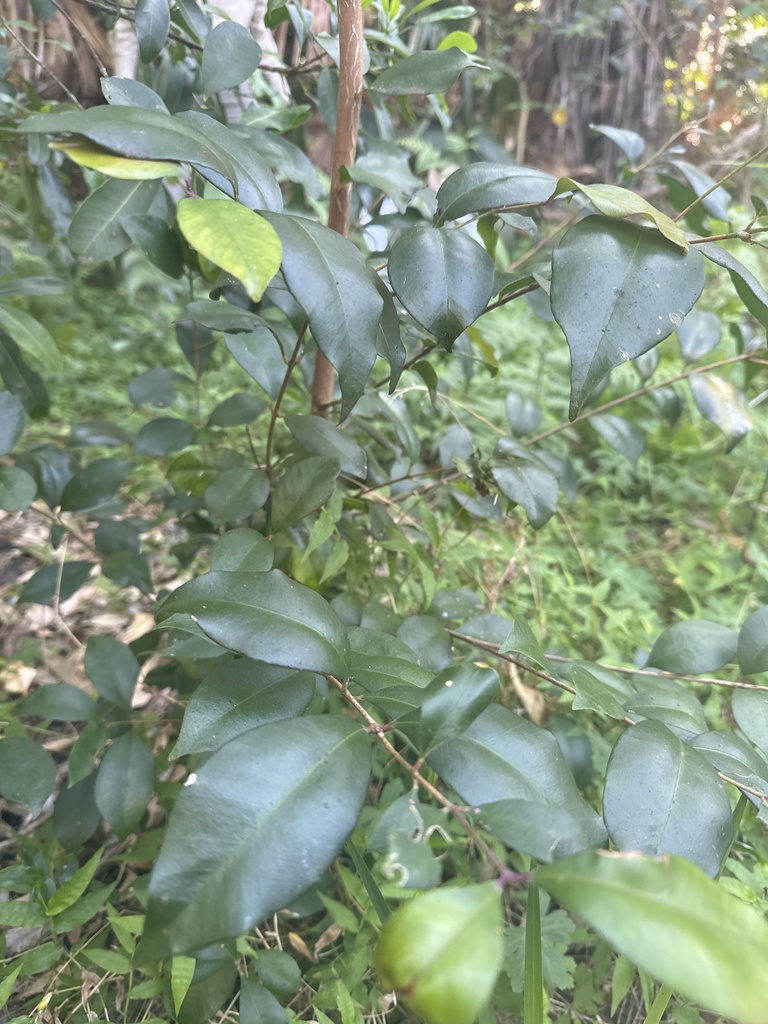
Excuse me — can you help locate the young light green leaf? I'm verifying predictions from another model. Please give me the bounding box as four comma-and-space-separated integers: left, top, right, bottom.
137, 716, 370, 960
554, 180, 687, 250
171, 956, 196, 1016
535, 850, 768, 1024
603, 720, 732, 877
177, 199, 281, 303
374, 883, 503, 1024
388, 227, 494, 349
156, 569, 349, 677
47, 846, 104, 916
646, 619, 738, 674
550, 217, 705, 418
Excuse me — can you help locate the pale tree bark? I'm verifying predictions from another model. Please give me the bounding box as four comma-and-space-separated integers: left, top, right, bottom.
311, 0, 364, 418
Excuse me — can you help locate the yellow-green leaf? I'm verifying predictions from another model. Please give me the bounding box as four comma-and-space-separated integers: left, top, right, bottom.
50, 137, 179, 180
176, 199, 282, 302
171, 955, 196, 1015
553, 179, 688, 251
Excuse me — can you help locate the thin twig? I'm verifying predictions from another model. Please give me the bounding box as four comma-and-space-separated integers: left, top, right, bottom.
265, 322, 308, 471
3, 22, 84, 107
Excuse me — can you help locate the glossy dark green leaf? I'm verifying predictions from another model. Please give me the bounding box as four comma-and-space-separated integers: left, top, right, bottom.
226, 328, 286, 400
173, 659, 315, 757
102, 76, 169, 111
374, 883, 503, 1024
0, 737, 56, 815
397, 615, 452, 673
738, 606, 768, 675
498, 615, 552, 671
697, 241, 768, 329
95, 732, 155, 839
24, 107, 238, 195
285, 414, 367, 478
254, 948, 301, 1000
689, 373, 752, 450
85, 636, 139, 709
20, 683, 96, 721
504, 391, 542, 436
550, 217, 705, 417
692, 731, 768, 806
135, 0, 170, 63
208, 393, 267, 427
70, 419, 131, 447
202, 21, 261, 96
348, 627, 433, 691
134, 417, 196, 456
69, 179, 161, 261
53, 773, 101, 851
176, 320, 217, 372
0, 466, 36, 511
102, 551, 152, 592
479, 799, 599, 862
240, 978, 287, 1024
123, 214, 183, 277
156, 569, 349, 677
370, 47, 479, 95
535, 850, 768, 1024
731, 689, 768, 757
269, 456, 340, 533
646, 619, 738, 674
181, 299, 262, 334
0, 305, 61, 373
624, 676, 707, 739
492, 462, 558, 528
210, 528, 274, 572
590, 414, 643, 466
435, 163, 556, 225
677, 309, 721, 362
18, 561, 95, 605
176, 112, 283, 212
345, 150, 422, 214
571, 665, 626, 719
603, 719, 732, 876
137, 716, 370, 960
204, 467, 270, 523
388, 227, 494, 349
94, 519, 141, 557
419, 664, 499, 751
0, 391, 24, 455
0, 331, 50, 418
240, 127, 323, 199
589, 124, 645, 162
60, 458, 133, 514
129, 368, 189, 407
428, 705, 605, 841
263, 214, 382, 419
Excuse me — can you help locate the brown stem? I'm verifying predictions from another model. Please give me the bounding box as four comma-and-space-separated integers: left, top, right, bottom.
311, 0, 365, 418
266, 322, 308, 471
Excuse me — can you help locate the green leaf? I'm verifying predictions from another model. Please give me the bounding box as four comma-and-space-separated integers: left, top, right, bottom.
47, 846, 103, 916
172, 956, 196, 1016
240, 978, 288, 1024
697, 242, 768, 329
603, 720, 732, 877
374, 883, 503, 1024
0, 466, 36, 511
0, 899, 49, 927
388, 227, 494, 349
370, 47, 480, 95
345, 150, 422, 215
69, 178, 161, 261
51, 136, 178, 179
256, 948, 301, 999
0, 391, 25, 455
181, 298, 263, 333
205, 467, 270, 524
156, 569, 350, 677
263, 214, 382, 419
646, 619, 738, 674
202, 21, 261, 96
60, 457, 134, 514
428, 705, 605, 842
0, 966, 22, 1013
689, 373, 752, 451
285, 414, 367, 478
0, 737, 56, 815
226, 328, 286, 400
18, 561, 95, 606
435, 163, 556, 226
124, 214, 184, 277
137, 716, 370, 960
95, 732, 155, 839
208, 393, 267, 427
498, 616, 552, 672
624, 676, 707, 740
177, 199, 281, 303
479, 799, 601, 863
53, 774, 102, 851
419, 664, 499, 752
731, 689, 768, 758
590, 414, 644, 466
492, 462, 558, 528
173, 659, 315, 757
134, 417, 196, 455
550, 217, 705, 418
210, 528, 274, 572
535, 849, 768, 1024
348, 627, 433, 691
677, 309, 721, 362
0, 330, 50, 418
523, 884, 543, 1024
135, 0, 170, 62
589, 124, 645, 162
102, 75, 168, 110
505, 391, 542, 436
398, 615, 451, 673
0, 305, 61, 373
738, 606, 768, 675
555, 180, 687, 250
669, 159, 731, 221
20, 682, 96, 721
571, 665, 626, 719
692, 731, 768, 805
269, 456, 340, 533
85, 636, 139, 709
